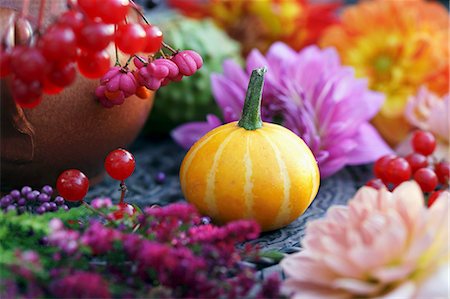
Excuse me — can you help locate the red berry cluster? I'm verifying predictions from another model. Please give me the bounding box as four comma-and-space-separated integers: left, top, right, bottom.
367, 130, 449, 207
0, 0, 197, 109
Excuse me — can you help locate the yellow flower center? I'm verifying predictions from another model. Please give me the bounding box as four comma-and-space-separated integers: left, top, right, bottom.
374, 55, 393, 73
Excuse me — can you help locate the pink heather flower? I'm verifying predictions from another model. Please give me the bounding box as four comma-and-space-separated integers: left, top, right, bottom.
172, 43, 392, 177
91, 197, 113, 209
281, 182, 450, 299
50, 272, 111, 298
397, 87, 450, 160
81, 221, 122, 255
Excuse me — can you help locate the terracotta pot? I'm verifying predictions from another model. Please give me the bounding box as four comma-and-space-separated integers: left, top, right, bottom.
0, 2, 154, 190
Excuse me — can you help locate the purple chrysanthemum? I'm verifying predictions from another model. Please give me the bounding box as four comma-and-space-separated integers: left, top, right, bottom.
172, 43, 392, 177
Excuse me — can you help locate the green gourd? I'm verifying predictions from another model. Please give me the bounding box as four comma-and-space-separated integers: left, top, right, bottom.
144, 15, 242, 135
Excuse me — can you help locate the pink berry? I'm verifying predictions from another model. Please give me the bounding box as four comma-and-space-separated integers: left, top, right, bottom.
172, 50, 203, 76
154, 59, 179, 79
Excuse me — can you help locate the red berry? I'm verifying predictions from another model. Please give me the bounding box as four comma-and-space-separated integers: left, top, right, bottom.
77, 50, 111, 78
411, 130, 436, 156
0, 49, 11, 77
108, 203, 136, 220
115, 23, 147, 54
77, 0, 100, 19
143, 24, 163, 53
405, 153, 428, 173
56, 169, 90, 202
98, 0, 130, 24
39, 25, 77, 63
48, 62, 77, 87
428, 190, 445, 207
11, 47, 48, 82
104, 149, 135, 181
435, 161, 450, 185
365, 178, 385, 190
77, 21, 114, 52
11, 78, 42, 108
385, 157, 412, 185
57, 10, 85, 35
43, 77, 64, 95
413, 168, 438, 192
374, 154, 396, 182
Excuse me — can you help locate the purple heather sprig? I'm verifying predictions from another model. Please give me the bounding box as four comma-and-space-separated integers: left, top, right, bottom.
172, 42, 392, 177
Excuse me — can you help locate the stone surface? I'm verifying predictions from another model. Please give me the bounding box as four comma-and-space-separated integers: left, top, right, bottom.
88, 138, 374, 253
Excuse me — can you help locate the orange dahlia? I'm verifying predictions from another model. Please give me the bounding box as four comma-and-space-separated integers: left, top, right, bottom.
168, 0, 341, 55
320, 0, 449, 145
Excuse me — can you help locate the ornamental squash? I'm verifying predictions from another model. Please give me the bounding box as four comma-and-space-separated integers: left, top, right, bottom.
180, 68, 320, 231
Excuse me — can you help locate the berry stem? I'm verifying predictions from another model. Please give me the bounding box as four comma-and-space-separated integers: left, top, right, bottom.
162, 42, 177, 54
130, 0, 150, 25
119, 181, 126, 204
123, 56, 134, 68
37, 0, 46, 32
134, 55, 147, 65
159, 50, 167, 59
114, 26, 120, 67
21, 0, 30, 17
238, 67, 267, 130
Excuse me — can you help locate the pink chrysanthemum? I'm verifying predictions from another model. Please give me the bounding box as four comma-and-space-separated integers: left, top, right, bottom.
281, 182, 449, 298
396, 87, 450, 160
172, 42, 392, 177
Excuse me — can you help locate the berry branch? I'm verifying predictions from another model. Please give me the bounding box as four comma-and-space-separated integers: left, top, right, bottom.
1, 0, 203, 109
37, 0, 46, 33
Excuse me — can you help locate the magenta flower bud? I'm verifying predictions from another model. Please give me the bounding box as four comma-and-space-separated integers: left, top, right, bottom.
95, 85, 115, 108
96, 67, 138, 108
171, 73, 183, 82
119, 72, 138, 96
147, 62, 169, 79
145, 77, 163, 90
172, 50, 203, 76
137, 67, 162, 90
106, 74, 121, 92
154, 58, 179, 79
161, 78, 171, 87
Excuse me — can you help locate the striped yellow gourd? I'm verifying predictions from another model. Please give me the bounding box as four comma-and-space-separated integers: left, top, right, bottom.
180, 68, 320, 231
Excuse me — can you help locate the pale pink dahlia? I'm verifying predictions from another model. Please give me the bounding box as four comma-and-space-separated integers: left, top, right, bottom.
281, 182, 449, 298
396, 87, 450, 160
172, 43, 392, 177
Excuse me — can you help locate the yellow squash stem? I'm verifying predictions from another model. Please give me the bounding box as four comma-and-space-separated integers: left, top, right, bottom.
237, 67, 267, 130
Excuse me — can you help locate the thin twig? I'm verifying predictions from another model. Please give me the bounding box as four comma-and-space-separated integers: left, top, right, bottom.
129, 0, 150, 25
119, 181, 127, 204
114, 25, 121, 66
134, 55, 147, 65
162, 41, 177, 54
37, 0, 46, 31
123, 56, 134, 68
21, 0, 30, 17
159, 50, 167, 59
